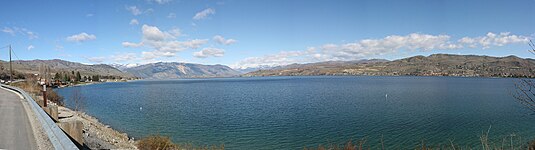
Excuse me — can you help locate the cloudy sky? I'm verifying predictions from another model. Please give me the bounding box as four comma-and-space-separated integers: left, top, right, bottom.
0, 0, 534, 69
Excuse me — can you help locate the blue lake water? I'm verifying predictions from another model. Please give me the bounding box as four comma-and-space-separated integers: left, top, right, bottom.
55, 76, 535, 149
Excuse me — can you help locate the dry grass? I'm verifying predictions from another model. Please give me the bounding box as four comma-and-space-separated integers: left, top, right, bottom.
137, 135, 224, 150
11, 78, 40, 94
137, 135, 177, 150
11, 79, 64, 106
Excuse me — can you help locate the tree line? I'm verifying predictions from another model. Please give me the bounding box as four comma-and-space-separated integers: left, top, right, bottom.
52, 71, 123, 84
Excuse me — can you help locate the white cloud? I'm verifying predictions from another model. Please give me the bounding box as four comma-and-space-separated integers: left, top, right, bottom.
232, 48, 317, 69
2, 27, 38, 39
458, 32, 530, 49
130, 19, 139, 25
123, 24, 208, 60
193, 8, 215, 20
145, 39, 208, 53
232, 32, 531, 69
2, 27, 15, 35
168, 28, 181, 37
317, 33, 463, 61
122, 42, 144, 47
86, 53, 143, 64
87, 57, 106, 63
27, 45, 34, 50
126, 6, 142, 15
86, 14, 94, 17
66, 32, 96, 42
213, 35, 237, 45
55, 45, 64, 50
112, 53, 138, 62
193, 48, 225, 58
142, 24, 172, 41
142, 51, 175, 60
149, 0, 172, 4
145, 8, 154, 14
126, 6, 152, 16
167, 13, 176, 18
25, 30, 38, 39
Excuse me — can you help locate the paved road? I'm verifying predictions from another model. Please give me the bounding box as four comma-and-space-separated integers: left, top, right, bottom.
0, 88, 37, 150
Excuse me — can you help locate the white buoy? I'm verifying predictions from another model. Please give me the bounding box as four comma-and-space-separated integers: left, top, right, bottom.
140, 107, 142, 110
385, 94, 388, 99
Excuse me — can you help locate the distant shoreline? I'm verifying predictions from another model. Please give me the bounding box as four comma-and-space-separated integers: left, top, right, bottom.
55, 76, 535, 149
130, 74, 534, 81
54, 79, 140, 89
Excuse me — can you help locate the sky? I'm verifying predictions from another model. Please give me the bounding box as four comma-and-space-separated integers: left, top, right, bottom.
0, 0, 534, 69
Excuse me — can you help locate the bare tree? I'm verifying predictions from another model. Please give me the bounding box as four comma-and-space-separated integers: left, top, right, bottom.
512, 40, 535, 112
71, 87, 85, 112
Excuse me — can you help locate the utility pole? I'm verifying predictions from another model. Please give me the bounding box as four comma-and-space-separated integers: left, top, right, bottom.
9, 45, 13, 82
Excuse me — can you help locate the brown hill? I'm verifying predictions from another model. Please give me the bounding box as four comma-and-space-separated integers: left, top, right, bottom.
123, 62, 240, 79
243, 54, 535, 78
0, 59, 134, 79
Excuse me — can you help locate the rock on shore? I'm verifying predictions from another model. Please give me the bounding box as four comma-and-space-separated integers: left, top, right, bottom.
58, 106, 137, 149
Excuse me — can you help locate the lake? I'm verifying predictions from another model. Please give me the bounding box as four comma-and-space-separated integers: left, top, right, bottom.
55, 76, 535, 149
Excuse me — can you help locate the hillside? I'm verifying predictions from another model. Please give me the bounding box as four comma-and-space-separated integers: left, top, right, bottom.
0, 59, 134, 78
243, 54, 535, 78
123, 62, 240, 79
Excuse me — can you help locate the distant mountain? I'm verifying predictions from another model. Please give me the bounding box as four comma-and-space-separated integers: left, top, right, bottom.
123, 62, 240, 79
234, 59, 389, 74
271, 59, 389, 70
243, 54, 535, 78
234, 65, 274, 74
109, 63, 140, 71
0, 59, 134, 78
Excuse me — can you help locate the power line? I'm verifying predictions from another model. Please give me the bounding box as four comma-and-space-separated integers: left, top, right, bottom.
0, 44, 20, 82
10, 46, 21, 61
0, 45, 21, 60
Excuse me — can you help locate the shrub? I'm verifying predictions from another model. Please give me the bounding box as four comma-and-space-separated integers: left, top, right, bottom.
137, 135, 177, 150
47, 87, 64, 106
136, 135, 224, 150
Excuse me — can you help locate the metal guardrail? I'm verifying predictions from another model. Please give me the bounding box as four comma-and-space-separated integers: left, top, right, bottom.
0, 84, 78, 150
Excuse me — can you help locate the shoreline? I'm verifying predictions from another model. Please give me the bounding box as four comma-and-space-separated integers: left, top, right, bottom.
54, 75, 533, 149
116, 74, 535, 81
57, 105, 137, 149
52, 80, 142, 149
53, 75, 535, 149
55, 79, 137, 89
7, 81, 137, 149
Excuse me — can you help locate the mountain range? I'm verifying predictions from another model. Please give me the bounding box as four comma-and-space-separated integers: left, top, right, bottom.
244, 54, 535, 78
3, 54, 534, 80
0, 59, 134, 78
122, 62, 240, 79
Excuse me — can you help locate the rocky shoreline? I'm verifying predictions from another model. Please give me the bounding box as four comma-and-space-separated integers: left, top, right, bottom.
57, 106, 137, 149
51, 80, 140, 149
